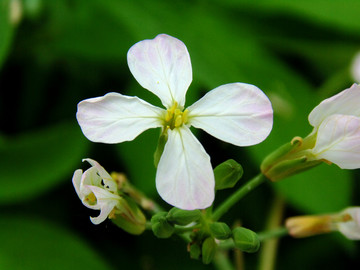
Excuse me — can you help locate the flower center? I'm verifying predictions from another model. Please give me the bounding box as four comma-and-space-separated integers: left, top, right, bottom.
85, 192, 97, 205
163, 102, 188, 130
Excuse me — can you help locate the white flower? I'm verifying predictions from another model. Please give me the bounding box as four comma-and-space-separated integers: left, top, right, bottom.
72, 158, 121, 224
308, 84, 360, 169
76, 34, 273, 210
336, 207, 360, 240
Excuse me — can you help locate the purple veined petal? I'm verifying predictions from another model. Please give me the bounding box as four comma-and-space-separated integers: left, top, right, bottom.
127, 34, 192, 108
312, 114, 360, 169
187, 83, 273, 146
309, 84, 360, 129
76, 92, 164, 143
156, 126, 215, 210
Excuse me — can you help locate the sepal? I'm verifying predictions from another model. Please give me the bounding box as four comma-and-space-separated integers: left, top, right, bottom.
209, 222, 232, 240
151, 212, 175, 238
166, 207, 201, 225
110, 196, 146, 235
201, 237, 217, 264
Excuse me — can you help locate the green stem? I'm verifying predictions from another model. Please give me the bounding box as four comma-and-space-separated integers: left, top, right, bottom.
217, 227, 288, 250
258, 195, 285, 270
212, 173, 267, 221
257, 227, 288, 242
213, 251, 235, 270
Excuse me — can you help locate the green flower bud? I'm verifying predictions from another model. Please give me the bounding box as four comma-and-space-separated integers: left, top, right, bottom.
214, 159, 243, 190
202, 237, 217, 264
151, 212, 175, 238
232, 227, 260, 253
189, 243, 201, 260
209, 222, 232, 240
166, 207, 201, 225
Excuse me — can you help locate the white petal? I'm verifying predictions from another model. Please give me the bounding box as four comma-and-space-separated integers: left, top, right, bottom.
187, 83, 273, 146
82, 158, 118, 193
90, 201, 118, 225
156, 127, 215, 210
338, 207, 360, 240
127, 34, 192, 108
312, 114, 360, 169
72, 169, 83, 199
309, 84, 360, 128
77, 92, 164, 143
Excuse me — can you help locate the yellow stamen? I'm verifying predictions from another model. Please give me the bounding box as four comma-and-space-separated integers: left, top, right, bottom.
174, 115, 183, 128
163, 102, 188, 130
85, 193, 97, 205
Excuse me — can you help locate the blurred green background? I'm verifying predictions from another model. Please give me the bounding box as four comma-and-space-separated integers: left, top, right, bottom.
1, 0, 360, 269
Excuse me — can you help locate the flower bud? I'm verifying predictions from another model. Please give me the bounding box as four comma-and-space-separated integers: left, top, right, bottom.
202, 237, 217, 264
214, 159, 243, 190
209, 222, 232, 240
189, 243, 201, 260
166, 207, 201, 225
151, 212, 175, 238
285, 215, 333, 238
232, 227, 260, 253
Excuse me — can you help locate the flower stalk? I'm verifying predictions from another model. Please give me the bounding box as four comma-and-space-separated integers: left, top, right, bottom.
212, 173, 267, 221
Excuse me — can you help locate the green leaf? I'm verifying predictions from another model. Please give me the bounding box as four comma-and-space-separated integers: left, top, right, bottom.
0, 121, 90, 204
0, 216, 114, 270
214, 0, 360, 33
274, 165, 353, 214
0, 0, 14, 69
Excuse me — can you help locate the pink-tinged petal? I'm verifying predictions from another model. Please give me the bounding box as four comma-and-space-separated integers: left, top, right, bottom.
77, 92, 164, 143
312, 114, 360, 169
187, 83, 273, 146
309, 84, 360, 128
127, 34, 192, 108
156, 126, 215, 210
337, 207, 360, 240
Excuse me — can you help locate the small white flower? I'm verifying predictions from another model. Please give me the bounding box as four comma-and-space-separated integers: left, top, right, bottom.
76, 34, 273, 210
336, 207, 360, 240
308, 84, 360, 169
72, 158, 121, 224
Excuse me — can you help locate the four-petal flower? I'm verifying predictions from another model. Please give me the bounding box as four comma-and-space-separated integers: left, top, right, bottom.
76, 34, 273, 210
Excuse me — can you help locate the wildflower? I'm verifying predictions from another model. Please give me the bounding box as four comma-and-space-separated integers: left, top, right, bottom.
77, 34, 273, 210
262, 84, 360, 181
72, 158, 122, 224
286, 207, 360, 240
72, 159, 146, 234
